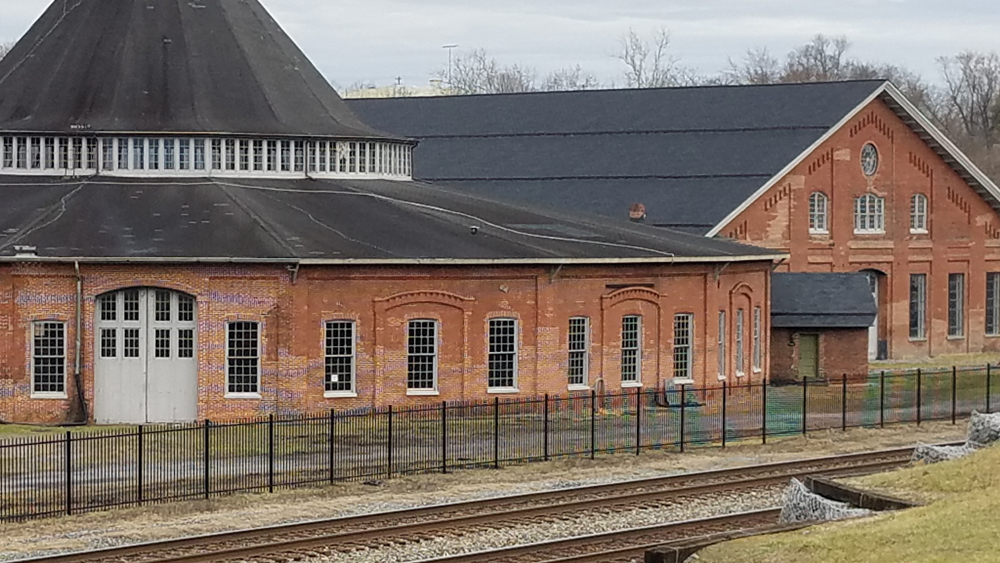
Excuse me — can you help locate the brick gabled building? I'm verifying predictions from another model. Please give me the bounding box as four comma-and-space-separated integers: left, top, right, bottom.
0, 0, 782, 425
351, 82, 1000, 362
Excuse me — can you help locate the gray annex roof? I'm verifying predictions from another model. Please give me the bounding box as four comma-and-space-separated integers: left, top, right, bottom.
0, 176, 783, 264
348, 81, 887, 234
771, 273, 877, 329
0, 0, 387, 139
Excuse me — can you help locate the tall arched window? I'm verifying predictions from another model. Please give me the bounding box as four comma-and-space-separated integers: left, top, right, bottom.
910, 194, 928, 233
809, 192, 829, 233
854, 194, 885, 234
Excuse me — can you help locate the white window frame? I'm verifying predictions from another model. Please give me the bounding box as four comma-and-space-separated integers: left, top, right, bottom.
752, 306, 762, 373
487, 318, 519, 393
948, 273, 965, 339
910, 274, 927, 341
854, 194, 885, 234
406, 319, 439, 395
988, 273, 1000, 337
620, 315, 642, 387
225, 321, 261, 398
735, 309, 746, 377
324, 320, 357, 397
910, 193, 928, 234
718, 311, 727, 380
808, 192, 829, 234
672, 314, 694, 384
31, 321, 67, 399
568, 317, 590, 390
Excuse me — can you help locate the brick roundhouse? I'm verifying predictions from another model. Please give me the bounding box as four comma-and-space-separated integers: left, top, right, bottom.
0, 0, 781, 424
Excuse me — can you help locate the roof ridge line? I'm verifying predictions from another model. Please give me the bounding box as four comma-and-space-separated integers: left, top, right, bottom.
0, 181, 85, 253
428, 173, 775, 182
413, 125, 832, 140
214, 181, 298, 258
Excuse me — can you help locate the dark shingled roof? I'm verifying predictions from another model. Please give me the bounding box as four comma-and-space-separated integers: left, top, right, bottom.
347, 81, 885, 232
771, 273, 877, 329
0, 0, 387, 138
0, 176, 782, 262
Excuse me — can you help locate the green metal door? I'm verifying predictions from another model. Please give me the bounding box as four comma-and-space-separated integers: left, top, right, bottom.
798, 334, 819, 379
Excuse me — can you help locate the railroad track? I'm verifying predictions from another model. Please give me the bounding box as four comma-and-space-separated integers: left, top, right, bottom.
20, 445, 933, 563
416, 509, 785, 563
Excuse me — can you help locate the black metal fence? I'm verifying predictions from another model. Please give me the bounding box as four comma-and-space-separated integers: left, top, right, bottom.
1, 365, 995, 521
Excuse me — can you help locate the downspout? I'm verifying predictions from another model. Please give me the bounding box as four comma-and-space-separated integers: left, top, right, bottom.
71, 261, 88, 424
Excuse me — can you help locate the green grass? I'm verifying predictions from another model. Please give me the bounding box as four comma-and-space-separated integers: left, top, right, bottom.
697, 444, 1000, 563
871, 353, 998, 372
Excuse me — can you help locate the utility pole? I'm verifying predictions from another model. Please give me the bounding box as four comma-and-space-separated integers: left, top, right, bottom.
443, 44, 458, 87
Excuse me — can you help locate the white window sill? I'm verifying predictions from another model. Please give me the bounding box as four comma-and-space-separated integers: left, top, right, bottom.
909, 337, 928, 343
31, 393, 68, 400
717, 375, 728, 381
488, 388, 520, 395
910, 229, 928, 235
568, 384, 591, 392
324, 391, 358, 399
986, 334, 1000, 339
621, 381, 643, 388
809, 229, 829, 236
225, 393, 262, 400
672, 378, 695, 386
735, 372, 746, 378
752, 368, 763, 374
947, 335, 966, 341
854, 230, 886, 235
407, 389, 440, 396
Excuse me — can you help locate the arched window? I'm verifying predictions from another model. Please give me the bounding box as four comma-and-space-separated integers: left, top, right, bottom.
809, 192, 829, 233
910, 194, 928, 233
854, 194, 885, 234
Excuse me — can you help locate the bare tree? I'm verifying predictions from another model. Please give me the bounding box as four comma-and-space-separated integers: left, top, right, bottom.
439, 48, 537, 95
939, 51, 1000, 148
724, 47, 781, 85
618, 28, 689, 88
782, 35, 852, 82
542, 65, 601, 91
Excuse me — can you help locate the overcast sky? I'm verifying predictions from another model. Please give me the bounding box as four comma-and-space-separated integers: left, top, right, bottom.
1, 0, 997, 90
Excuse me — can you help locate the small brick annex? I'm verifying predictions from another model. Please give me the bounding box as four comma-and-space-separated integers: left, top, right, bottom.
720, 97, 1000, 360
0, 260, 771, 424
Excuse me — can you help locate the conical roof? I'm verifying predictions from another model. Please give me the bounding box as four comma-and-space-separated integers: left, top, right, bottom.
0, 0, 388, 138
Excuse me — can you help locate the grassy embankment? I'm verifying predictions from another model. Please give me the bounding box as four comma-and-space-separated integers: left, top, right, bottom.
697, 443, 1000, 563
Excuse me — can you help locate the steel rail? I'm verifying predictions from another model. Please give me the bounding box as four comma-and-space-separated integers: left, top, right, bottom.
15, 444, 940, 563
410, 508, 784, 563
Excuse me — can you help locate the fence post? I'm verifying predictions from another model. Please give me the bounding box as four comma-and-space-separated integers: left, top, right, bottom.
203, 420, 210, 500
952, 366, 958, 425
679, 385, 686, 453
441, 401, 448, 474
590, 390, 596, 461
841, 375, 848, 432
543, 394, 550, 462
916, 368, 922, 426
635, 388, 642, 456
802, 377, 808, 436
761, 380, 768, 445
880, 371, 885, 428
494, 397, 501, 469
721, 380, 727, 449
137, 425, 144, 505
329, 409, 335, 484
268, 414, 275, 494
988, 364, 993, 414
65, 431, 72, 516
387, 406, 393, 479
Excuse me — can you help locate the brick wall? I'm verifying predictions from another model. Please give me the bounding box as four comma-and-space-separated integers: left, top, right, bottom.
0, 260, 772, 424
770, 327, 870, 383
721, 98, 1000, 360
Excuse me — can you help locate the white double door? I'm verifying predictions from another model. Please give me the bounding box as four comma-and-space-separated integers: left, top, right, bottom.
94, 289, 198, 424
